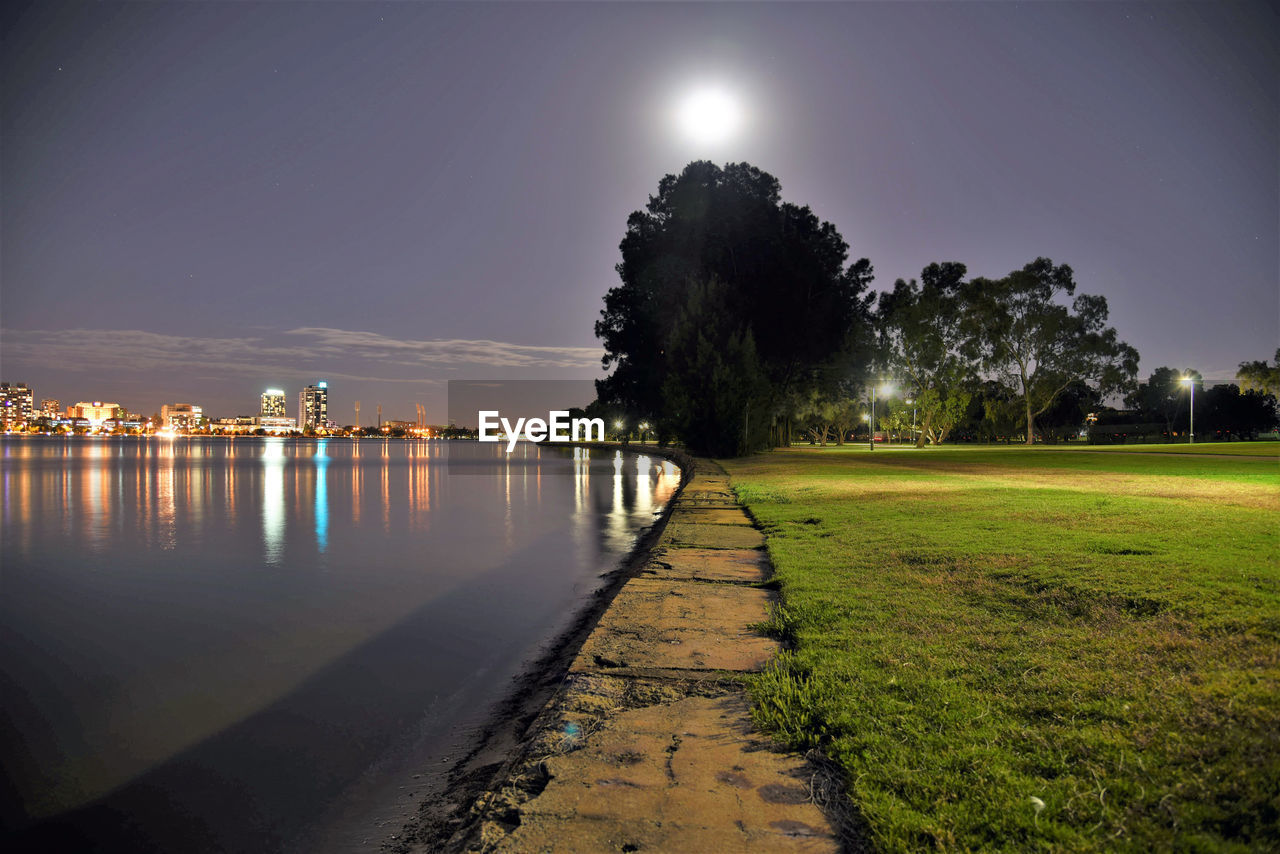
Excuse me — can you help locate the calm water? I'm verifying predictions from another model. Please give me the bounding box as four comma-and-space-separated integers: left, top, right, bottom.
0, 437, 678, 852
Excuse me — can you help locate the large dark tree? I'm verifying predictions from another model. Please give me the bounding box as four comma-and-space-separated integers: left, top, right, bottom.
595, 161, 873, 453
660, 277, 769, 456
960, 258, 1139, 444
877, 262, 972, 446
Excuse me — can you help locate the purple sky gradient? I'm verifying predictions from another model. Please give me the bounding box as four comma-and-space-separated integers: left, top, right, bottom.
3, 1, 1276, 422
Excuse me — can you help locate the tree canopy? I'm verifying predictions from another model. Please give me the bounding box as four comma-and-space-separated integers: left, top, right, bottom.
595, 161, 874, 453
960, 258, 1138, 444
877, 262, 972, 446
1237, 350, 1280, 395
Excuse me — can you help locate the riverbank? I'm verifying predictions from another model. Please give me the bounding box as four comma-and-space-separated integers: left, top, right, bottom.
396, 448, 858, 851
383, 444, 693, 850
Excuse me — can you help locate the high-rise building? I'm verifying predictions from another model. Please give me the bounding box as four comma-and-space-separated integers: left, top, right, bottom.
261, 389, 287, 417
161, 403, 203, 430
40, 399, 61, 417
1, 382, 35, 428
299, 382, 329, 431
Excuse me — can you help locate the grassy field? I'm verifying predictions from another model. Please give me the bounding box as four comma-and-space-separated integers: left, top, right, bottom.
724, 445, 1279, 852
1053, 441, 1280, 457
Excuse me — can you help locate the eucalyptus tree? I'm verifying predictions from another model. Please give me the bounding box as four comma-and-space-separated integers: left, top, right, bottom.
877, 262, 972, 446
960, 258, 1138, 444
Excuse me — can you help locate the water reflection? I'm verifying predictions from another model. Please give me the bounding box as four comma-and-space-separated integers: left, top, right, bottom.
314, 440, 329, 555
0, 437, 680, 854
263, 438, 285, 564
158, 446, 176, 551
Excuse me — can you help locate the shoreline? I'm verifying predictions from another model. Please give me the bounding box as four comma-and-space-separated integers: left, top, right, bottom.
389, 442, 697, 851
396, 447, 860, 853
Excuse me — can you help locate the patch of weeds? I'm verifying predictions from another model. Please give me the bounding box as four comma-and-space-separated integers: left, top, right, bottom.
749, 654, 831, 751
1093, 545, 1157, 556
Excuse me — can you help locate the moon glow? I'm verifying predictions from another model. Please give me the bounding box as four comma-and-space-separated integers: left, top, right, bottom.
675, 86, 743, 145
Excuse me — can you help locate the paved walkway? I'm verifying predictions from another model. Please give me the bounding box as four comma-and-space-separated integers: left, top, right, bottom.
448, 459, 844, 853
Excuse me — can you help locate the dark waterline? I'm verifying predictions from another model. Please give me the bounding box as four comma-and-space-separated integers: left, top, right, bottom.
0, 437, 678, 852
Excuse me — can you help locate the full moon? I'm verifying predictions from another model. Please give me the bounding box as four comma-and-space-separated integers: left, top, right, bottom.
675, 86, 743, 145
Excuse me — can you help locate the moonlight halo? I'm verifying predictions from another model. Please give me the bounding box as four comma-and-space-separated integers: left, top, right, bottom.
675, 85, 744, 145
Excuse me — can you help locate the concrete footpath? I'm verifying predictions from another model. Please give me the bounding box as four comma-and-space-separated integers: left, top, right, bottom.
438, 459, 848, 853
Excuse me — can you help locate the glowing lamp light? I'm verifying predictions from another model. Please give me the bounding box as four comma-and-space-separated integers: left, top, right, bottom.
1181, 376, 1195, 443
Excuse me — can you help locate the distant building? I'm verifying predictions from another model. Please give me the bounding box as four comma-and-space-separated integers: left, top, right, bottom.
105, 418, 147, 433
1, 382, 34, 428
40, 399, 61, 417
213, 416, 257, 433
161, 403, 203, 430
71, 401, 122, 425
261, 389, 287, 417
298, 382, 329, 431
256, 416, 297, 433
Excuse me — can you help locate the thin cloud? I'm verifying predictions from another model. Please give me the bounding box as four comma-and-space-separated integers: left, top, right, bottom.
284, 327, 603, 368
0, 327, 604, 379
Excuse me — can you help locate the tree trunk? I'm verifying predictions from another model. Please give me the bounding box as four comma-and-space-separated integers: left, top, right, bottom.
916, 412, 931, 448
1025, 399, 1036, 445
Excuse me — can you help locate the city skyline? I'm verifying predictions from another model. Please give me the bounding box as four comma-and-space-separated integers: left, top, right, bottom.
2, 2, 1276, 420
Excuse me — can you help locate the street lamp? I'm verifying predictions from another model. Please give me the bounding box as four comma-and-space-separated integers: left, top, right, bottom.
1181, 376, 1194, 444
869, 382, 894, 451
905, 397, 916, 444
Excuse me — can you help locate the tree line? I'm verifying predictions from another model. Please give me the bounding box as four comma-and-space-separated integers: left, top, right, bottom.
593, 161, 1275, 455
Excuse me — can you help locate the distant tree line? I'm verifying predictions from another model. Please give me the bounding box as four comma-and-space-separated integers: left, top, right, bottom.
1100, 364, 1279, 442
595, 161, 1271, 455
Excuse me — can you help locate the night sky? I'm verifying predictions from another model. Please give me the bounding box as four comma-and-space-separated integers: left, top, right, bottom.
3, 1, 1276, 422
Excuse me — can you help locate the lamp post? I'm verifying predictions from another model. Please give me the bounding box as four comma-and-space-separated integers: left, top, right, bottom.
905, 397, 916, 444
869, 382, 894, 451
1181, 376, 1194, 444
869, 387, 876, 451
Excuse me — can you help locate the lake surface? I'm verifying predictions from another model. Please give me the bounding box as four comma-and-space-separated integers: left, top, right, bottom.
0, 437, 678, 852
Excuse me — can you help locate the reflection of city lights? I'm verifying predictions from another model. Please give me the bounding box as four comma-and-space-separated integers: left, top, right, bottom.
314, 442, 329, 554
262, 439, 285, 564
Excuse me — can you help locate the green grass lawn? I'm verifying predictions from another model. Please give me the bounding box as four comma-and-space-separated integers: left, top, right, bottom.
724, 446, 1279, 852
1052, 441, 1280, 457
